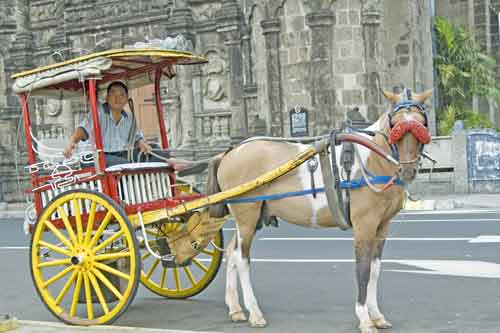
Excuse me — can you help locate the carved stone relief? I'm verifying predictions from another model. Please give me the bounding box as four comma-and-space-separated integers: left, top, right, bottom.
46, 98, 62, 117
302, 0, 336, 12
31, 3, 53, 22
361, 0, 382, 13
193, 2, 222, 21
202, 50, 228, 105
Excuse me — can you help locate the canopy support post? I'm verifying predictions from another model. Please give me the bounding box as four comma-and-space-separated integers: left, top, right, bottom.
89, 79, 106, 174
155, 66, 169, 150
21, 94, 42, 212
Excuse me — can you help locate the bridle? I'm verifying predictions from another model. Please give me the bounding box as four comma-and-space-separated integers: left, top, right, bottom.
386, 89, 431, 165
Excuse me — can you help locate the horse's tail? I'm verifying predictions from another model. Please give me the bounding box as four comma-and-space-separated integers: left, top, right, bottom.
207, 153, 229, 217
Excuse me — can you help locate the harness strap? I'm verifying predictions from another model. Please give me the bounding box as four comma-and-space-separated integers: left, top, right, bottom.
224, 176, 404, 204
318, 141, 351, 230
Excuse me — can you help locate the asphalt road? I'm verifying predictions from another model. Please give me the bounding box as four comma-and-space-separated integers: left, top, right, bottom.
1, 209, 500, 333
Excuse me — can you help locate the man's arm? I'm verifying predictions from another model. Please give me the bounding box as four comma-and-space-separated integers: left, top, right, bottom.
63, 127, 88, 158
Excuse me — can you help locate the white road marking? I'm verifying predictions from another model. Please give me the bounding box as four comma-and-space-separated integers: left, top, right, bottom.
399, 209, 500, 215
259, 237, 472, 241
393, 218, 499, 223
0, 246, 28, 250
219, 258, 500, 278
386, 260, 500, 278
469, 235, 500, 243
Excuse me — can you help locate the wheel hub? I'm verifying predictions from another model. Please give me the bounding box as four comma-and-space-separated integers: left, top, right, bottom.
70, 255, 83, 265
71, 247, 93, 269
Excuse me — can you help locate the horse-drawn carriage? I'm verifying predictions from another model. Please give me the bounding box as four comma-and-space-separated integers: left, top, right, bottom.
13, 44, 433, 332
13, 47, 228, 325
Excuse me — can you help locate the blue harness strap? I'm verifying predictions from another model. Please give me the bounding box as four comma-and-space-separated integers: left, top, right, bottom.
224, 176, 404, 204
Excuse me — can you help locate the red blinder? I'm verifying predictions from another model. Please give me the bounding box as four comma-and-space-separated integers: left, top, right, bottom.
389, 119, 431, 144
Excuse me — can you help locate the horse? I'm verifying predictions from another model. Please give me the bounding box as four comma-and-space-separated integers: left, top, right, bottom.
206, 89, 432, 333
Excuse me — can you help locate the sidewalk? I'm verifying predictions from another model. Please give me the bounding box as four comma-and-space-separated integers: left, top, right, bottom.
0, 193, 499, 221
402, 193, 500, 211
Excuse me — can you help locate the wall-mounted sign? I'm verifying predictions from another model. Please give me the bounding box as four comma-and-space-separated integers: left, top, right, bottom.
289, 106, 309, 137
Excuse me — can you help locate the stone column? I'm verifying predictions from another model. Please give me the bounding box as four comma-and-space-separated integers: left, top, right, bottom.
260, 18, 283, 137
5, 0, 33, 113
217, 0, 247, 143
165, 2, 197, 147
361, 1, 383, 123
178, 65, 197, 147
452, 131, 469, 194
0, 2, 16, 112
162, 79, 182, 148
241, 26, 254, 85
2, 0, 34, 203
49, 0, 69, 59
7, 0, 33, 72
306, 11, 336, 134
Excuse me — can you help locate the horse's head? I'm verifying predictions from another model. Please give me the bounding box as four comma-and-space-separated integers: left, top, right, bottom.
382, 88, 432, 182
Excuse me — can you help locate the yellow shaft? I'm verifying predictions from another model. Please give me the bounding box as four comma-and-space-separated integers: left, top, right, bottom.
130, 146, 318, 227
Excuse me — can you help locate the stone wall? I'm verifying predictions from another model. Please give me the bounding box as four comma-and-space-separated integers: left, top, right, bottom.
0, 0, 436, 202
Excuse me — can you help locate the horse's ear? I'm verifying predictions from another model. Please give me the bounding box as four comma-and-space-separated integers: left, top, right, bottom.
382, 90, 400, 104
413, 89, 433, 104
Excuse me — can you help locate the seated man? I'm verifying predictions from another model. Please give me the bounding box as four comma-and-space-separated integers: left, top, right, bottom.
63, 81, 170, 167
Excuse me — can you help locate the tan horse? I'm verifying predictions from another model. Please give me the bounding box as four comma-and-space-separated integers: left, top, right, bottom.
206, 89, 432, 333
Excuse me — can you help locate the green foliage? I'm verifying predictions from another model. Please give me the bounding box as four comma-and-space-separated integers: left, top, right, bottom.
439, 105, 495, 135
434, 17, 500, 135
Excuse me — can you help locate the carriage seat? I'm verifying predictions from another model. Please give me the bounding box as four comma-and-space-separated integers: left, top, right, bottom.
104, 159, 208, 176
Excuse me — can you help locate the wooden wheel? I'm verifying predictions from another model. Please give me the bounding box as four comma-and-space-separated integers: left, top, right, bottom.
139, 180, 224, 298
30, 189, 140, 325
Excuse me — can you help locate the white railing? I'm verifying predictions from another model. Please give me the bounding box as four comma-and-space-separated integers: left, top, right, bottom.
40, 179, 104, 220
117, 172, 172, 205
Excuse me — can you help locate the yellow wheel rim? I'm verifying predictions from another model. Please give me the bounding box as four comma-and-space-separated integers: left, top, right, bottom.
139, 180, 223, 299
139, 227, 223, 299
30, 190, 140, 325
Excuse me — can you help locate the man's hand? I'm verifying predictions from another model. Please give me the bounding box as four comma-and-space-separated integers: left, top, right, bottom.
63, 142, 77, 159
137, 140, 152, 154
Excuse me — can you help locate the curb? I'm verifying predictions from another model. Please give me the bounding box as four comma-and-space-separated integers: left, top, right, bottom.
0, 314, 18, 332
15, 320, 222, 333
403, 199, 497, 211
0, 211, 25, 220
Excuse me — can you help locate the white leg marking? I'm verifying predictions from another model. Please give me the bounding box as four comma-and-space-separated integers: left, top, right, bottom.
234, 226, 266, 327
225, 236, 245, 321
367, 259, 383, 319
367, 259, 392, 329
356, 302, 374, 331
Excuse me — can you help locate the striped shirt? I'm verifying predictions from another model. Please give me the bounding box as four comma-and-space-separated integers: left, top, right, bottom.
79, 103, 144, 153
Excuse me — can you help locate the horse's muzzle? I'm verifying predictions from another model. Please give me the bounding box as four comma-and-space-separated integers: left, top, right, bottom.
400, 167, 417, 182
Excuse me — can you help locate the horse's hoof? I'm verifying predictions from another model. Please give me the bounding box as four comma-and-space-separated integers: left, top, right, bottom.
373, 317, 392, 329
249, 315, 267, 328
230, 311, 247, 322
359, 324, 378, 333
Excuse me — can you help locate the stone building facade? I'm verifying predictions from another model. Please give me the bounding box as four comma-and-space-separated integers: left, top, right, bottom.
2, 0, 487, 202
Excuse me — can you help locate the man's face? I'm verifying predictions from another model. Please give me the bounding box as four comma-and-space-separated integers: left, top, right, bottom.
106, 85, 128, 111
